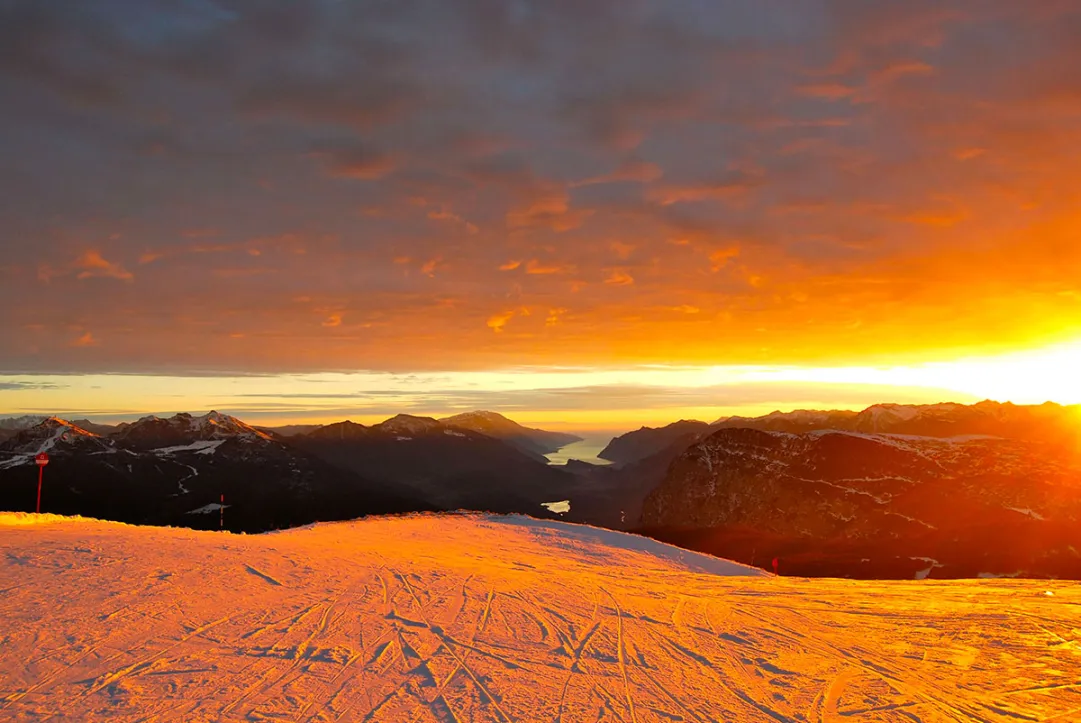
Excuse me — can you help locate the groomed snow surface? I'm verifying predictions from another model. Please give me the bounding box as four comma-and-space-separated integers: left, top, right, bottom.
1, 513, 1078, 722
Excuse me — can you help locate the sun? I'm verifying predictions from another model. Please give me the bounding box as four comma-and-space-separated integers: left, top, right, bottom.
929, 340, 1081, 405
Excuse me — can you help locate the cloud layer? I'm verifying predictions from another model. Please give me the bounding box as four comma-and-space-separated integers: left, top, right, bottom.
2, 0, 1080, 374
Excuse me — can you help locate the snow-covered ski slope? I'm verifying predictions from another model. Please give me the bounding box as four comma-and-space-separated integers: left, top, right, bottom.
0, 513, 1078, 722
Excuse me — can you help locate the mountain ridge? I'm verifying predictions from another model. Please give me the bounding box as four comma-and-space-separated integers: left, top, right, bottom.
599, 400, 1081, 466
637, 426, 1081, 578
439, 410, 582, 457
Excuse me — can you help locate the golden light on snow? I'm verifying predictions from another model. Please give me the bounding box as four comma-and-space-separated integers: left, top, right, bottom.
1, 513, 1078, 721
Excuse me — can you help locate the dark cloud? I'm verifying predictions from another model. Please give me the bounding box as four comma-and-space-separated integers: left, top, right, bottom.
0, 381, 65, 391
225, 381, 977, 414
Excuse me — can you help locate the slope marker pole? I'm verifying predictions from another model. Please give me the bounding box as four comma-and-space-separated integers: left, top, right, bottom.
34, 453, 49, 514
220, 493, 224, 532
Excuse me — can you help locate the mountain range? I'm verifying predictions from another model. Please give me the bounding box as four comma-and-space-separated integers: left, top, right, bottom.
576, 401, 1081, 578
2, 401, 1079, 579
0, 415, 432, 532
599, 400, 1081, 464
639, 427, 1081, 579
0, 409, 581, 533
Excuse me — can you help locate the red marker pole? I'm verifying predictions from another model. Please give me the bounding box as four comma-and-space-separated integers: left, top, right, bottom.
220, 493, 224, 532
34, 453, 49, 513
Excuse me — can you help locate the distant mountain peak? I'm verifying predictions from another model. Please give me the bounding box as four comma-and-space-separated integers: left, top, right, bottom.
0, 415, 50, 431
304, 420, 369, 439
0, 417, 111, 457
440, 410, 581, 455
375, 414, 443, 435
440, 410, 522, 432
112, 411, 272, 449
443, 410, 511, 423
40, 416, 100, 435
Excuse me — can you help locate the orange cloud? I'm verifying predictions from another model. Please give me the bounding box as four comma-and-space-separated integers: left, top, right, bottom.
486, 310, 516, 333
322, 314, 342, 328
647, 179, 758, 206
421, 258, 440, 277
709, 247, 741, 272
604, 269, 634, 286
871, 61, 934, 84
506, 192, 593, 232
526, 259, 575, 275
71, 332, 98, 347
427, 208, 479, 234
6, 1, 1081, 381
75, 251, 133, 281
545, 307, 568, 326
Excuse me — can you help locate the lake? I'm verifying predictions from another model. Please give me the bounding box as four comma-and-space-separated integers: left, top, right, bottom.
543, 435, 618, 466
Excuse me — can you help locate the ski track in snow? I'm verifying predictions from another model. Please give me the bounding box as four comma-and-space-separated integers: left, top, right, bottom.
0, 512, 1078, 722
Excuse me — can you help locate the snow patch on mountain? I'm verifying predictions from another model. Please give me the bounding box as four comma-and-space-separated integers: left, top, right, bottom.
152, 440, 226, 456
187, 503, 228, 515
1006, 506, 1045, 521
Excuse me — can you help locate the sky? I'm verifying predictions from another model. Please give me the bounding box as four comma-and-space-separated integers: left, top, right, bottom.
1, 1, 1079, 429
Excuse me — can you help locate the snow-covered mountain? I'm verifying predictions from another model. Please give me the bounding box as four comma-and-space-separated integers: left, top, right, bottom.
440, 410, 581, 456
0, 415, 49, 443
602, 401, 1081, 468
0, 417, 114, 462
0, 411, 580, 530
640, 427, 1081, 579
712, 400, 1081, 441
0, 417, 431, 531
112, 411, 273, 451
0, 414, 48, 431
0, 511, 1075, 722
372, 413, 445, 436
584, 401, 1081, 535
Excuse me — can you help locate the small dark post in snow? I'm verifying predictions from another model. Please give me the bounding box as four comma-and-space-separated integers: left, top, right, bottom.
220, 493, 224, 532
34, 453, 49, 513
